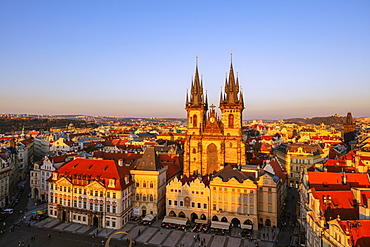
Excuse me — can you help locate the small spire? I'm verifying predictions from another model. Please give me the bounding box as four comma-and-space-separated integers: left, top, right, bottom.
236, 71, 239, 94
219, 87, 223, 106
205, 90, 208, 109
186, 89, 189, 105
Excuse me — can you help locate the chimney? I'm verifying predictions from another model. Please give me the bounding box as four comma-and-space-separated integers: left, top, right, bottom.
118, 159, 123, 167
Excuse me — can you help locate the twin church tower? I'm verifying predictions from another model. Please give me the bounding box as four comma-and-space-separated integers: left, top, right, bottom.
184, 57, 247, 176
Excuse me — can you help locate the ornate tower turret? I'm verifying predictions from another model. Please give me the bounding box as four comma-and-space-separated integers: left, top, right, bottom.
219, 55, 244, 137
184, 58, 208, 176
218, 55, 246, 166
185, 57, 207, 136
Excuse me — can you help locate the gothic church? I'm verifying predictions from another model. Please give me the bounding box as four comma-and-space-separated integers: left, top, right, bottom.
183, 58, 247, 176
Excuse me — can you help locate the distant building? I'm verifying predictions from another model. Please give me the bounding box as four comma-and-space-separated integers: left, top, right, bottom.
344, 112, 356, 145
274, 142, 325, 188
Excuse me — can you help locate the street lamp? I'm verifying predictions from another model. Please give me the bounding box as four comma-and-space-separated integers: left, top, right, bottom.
105, 231, 132, 247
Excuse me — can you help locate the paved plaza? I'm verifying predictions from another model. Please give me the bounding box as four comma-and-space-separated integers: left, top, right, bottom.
27, 210, 278, 247
0, 186, 293, 247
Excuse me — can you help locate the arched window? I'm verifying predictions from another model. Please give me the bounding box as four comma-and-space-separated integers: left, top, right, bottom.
150, 182, 153, 188
136, 194, 139, 201
192, 148, 196, 154
229, 142, 233, 148
228, 114, 234, 128
143, 194, 147, 201
193, 115, 197, 127
143, 181, 147, 188
149, 194, 154, 202
178, 211, 186, 218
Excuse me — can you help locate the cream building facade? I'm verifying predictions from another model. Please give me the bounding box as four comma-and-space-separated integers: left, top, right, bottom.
130, 146, 168, 217
47, 158, 133, 229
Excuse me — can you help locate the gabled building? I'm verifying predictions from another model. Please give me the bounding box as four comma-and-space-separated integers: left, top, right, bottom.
130, 147, 168, 217
47, 158, 133, 229
274, 142, 326, 188
30, 155, 70, 201
301, 171, 370, 247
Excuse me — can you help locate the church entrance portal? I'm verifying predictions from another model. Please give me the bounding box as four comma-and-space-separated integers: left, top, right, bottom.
207, 144, 218, 174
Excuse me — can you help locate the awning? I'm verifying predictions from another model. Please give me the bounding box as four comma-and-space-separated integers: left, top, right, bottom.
194, 219, 208, 224
210, 221, 230, 230
240, 224, 253, 230
142, 214, 156, 222
162, 216, 188, 225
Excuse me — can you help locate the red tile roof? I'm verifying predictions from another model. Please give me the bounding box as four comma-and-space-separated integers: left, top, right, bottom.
308, 172, 370, 191
269, 158, 287, 182
338, 220, 370, 246
311, 189, 358, 220
53, 158, 132, 190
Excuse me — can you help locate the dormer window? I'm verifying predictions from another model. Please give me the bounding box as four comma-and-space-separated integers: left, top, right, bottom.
108, 178, 116, 188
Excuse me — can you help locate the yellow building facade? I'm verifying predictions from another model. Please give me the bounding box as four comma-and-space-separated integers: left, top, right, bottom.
130, 146, 168, 217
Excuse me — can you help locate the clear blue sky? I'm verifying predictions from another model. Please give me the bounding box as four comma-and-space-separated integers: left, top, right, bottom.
1, 1, 369, 120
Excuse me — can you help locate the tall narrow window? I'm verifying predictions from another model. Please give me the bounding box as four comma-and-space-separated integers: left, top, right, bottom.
193, 114, 197, 127
228, 114, 234, 128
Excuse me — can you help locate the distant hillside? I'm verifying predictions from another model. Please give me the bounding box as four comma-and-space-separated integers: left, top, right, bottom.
0, 118, 94, 134
283, 116, 346, 125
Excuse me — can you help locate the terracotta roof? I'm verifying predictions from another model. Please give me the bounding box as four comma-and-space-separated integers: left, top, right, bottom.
158, 154, 181, 180
338, 220, 370, 246
20, 139, 33, 145
268, 158, 287, 182
308, 172, 370, 191
54, 158, 132, 190
50, 154, 69, 164
311, 189, 358, 220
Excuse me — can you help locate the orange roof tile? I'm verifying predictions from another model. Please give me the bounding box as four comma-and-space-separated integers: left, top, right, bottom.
54, 158, 132, 190
339, 220, 370, 246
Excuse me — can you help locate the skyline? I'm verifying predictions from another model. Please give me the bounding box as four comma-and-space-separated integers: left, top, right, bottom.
1, 1, 370, 120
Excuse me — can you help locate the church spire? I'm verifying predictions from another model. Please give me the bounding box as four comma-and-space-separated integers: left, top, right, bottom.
220, 54, 243, 107
189, 56, 203, 107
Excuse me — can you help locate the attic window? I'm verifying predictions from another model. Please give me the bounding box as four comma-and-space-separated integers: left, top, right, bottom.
87, 165, 93, 170
73, 164, 78, 168
103, 166, 108, 171
108, 178, 116, 188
